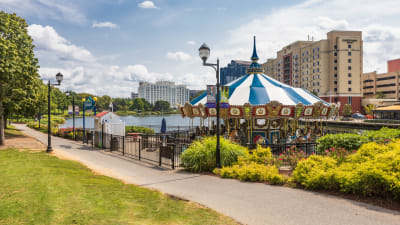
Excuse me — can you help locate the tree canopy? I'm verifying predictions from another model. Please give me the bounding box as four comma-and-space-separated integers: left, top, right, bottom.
0, 11, 40, 145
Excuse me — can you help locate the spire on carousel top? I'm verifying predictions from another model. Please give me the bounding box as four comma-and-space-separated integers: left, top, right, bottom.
247, 36, 264, 73
251, 36, 259, 62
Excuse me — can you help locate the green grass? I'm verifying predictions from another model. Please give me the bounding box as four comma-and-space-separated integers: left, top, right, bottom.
4, 125, 24, 137
0, 149, 238, 225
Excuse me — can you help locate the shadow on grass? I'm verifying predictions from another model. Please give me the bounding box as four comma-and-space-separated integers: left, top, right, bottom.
5, 126, 25, 138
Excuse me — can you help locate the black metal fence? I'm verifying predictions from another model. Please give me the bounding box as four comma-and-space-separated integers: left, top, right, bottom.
261, 142, 319, 156
87, 131, 193, 169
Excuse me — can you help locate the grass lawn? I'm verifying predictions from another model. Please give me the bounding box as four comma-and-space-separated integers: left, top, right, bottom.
4, 125, 24, 137
0, 148, 238, 225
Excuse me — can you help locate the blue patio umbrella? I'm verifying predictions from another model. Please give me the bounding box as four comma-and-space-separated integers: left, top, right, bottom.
160, 118, 167, 133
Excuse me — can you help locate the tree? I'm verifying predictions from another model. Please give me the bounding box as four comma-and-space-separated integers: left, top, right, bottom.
343, 104, 353, 117
376, 92, 386, 99
153, 100, 170, 112
96, 95, 111, 111
0, 12, 40, 145
130, 98, 144, 111
364, 104, 376, 116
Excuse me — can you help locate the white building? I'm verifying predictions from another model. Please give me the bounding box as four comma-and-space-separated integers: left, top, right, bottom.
138, 81, 190, 107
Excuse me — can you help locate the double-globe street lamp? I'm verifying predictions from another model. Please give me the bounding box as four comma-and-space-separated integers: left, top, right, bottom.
46, 72, 63, 153
198, 43, 221, 168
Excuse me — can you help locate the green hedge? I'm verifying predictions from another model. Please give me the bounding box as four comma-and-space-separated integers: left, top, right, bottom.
125, 126, 154, 134
316, 127, 400, 153
293, 140, 400, 199
181, 137, 248, 172
316, 133, 367, 153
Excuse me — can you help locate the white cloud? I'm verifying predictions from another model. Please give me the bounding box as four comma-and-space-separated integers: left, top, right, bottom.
166, 51, 192, 62
28, 24, 94, 63
138, 1, 157, 9
218, 0, 400, 73
29, 24, 199, 97
0, 0, 87, 24
186, 40, 196, 45
92, 21, 119, 29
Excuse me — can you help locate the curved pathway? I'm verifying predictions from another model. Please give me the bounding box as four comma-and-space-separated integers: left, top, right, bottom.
15, 124, 400, 225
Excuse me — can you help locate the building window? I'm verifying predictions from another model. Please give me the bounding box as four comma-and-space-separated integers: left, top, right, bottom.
334, 52, 337, 56
334, 59, 337, 63
348, 80, 352, 84
348, 96, 352, 104
348, 73, 352, 77
348, 59, 352, 63
334, 66, 337, 70
334, 74, 337, 78
317, 68, 319, 72
317, 61, 319, 65
313, 48, 315, 53
348, 52, 351, 56
334, 88, 337, 92
348, 44, 352, 48
348, 88, 352, 91
348, 66, 351, 70
317, 47, 320, 52
334, 81, 337, 84
334, 45, 337, 49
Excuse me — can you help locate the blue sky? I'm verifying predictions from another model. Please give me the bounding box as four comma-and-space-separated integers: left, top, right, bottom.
2, 0, 400, 97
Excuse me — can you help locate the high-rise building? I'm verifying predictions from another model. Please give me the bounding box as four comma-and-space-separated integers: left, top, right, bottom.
131, 92, 138, 100
220, 60, 251, 85
138, 81, 190, 107
261, 30, 363, 113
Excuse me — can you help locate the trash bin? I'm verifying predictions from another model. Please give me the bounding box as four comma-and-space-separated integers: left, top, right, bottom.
111, 137, 119, 151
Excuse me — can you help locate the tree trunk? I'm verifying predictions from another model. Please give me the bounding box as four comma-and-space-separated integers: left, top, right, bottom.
0, 100, 4, 146
4, 116, 7, 129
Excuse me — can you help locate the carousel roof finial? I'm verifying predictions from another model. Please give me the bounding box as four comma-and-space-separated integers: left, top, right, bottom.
247, 36, 263, 73
251, 36, 259, 62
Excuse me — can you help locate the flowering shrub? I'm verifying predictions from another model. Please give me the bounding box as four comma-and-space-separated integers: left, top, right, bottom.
181, 136, 248, 172
316, 133, 366, 154
293, 140, 400, 199
323, 147, 353, 164
278, 147, 308, 169
215, 163, 285, 184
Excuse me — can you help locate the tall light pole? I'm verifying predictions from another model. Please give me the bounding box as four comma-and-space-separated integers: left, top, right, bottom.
82, 98, 86, 143
66, 91, 75, 140
199, 43, 221, 168
46, 72, 63, 153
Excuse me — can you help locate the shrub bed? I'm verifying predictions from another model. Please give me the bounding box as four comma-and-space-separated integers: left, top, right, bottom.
293, 140, 400, 199
181, 137, 248, 172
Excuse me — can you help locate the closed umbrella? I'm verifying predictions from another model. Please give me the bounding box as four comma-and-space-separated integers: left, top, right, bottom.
160, 118, 167, 133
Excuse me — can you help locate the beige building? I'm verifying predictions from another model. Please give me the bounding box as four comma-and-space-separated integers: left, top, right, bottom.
362, 71, 400, 100
262, 30, 363, 112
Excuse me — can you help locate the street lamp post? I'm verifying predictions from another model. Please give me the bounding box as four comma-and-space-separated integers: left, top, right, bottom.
46, 72, 63, 153
199, 43, 221, 168
82, 98, 86, 143
66, 91, 76, 140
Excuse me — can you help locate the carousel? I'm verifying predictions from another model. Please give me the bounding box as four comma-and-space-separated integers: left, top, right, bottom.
179, 37, 339, 145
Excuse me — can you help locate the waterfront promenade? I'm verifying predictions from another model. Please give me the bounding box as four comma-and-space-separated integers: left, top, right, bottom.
15, 124, 400, 225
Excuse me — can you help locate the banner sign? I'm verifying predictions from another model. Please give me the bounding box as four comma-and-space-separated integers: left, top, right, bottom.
84, 96, 94, 110
75, 106, 79, 115
220, 86, 229, 108
207, 85, 217, 108
68, 105, 73, 115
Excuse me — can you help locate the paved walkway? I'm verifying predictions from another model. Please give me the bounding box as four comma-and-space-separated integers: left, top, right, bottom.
14, 124, 400, 225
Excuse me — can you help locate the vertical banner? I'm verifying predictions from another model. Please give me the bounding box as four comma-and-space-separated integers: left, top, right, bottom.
68, 105, 73, 115
220, 86, 229, 108
207, 85, 217, 108
75, 106, 79, 115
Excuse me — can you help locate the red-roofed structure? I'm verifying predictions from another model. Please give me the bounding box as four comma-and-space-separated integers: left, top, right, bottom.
95, 111, 109, 118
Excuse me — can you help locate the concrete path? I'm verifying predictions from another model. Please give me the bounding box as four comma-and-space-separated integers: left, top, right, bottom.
14, 124, 400, 225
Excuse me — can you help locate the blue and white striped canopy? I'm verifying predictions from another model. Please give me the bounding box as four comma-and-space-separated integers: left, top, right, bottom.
191, 73, 325, 106
191, 36, 327, 107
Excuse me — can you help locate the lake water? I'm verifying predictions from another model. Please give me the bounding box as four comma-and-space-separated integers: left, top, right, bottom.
59, 114, 213, 132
